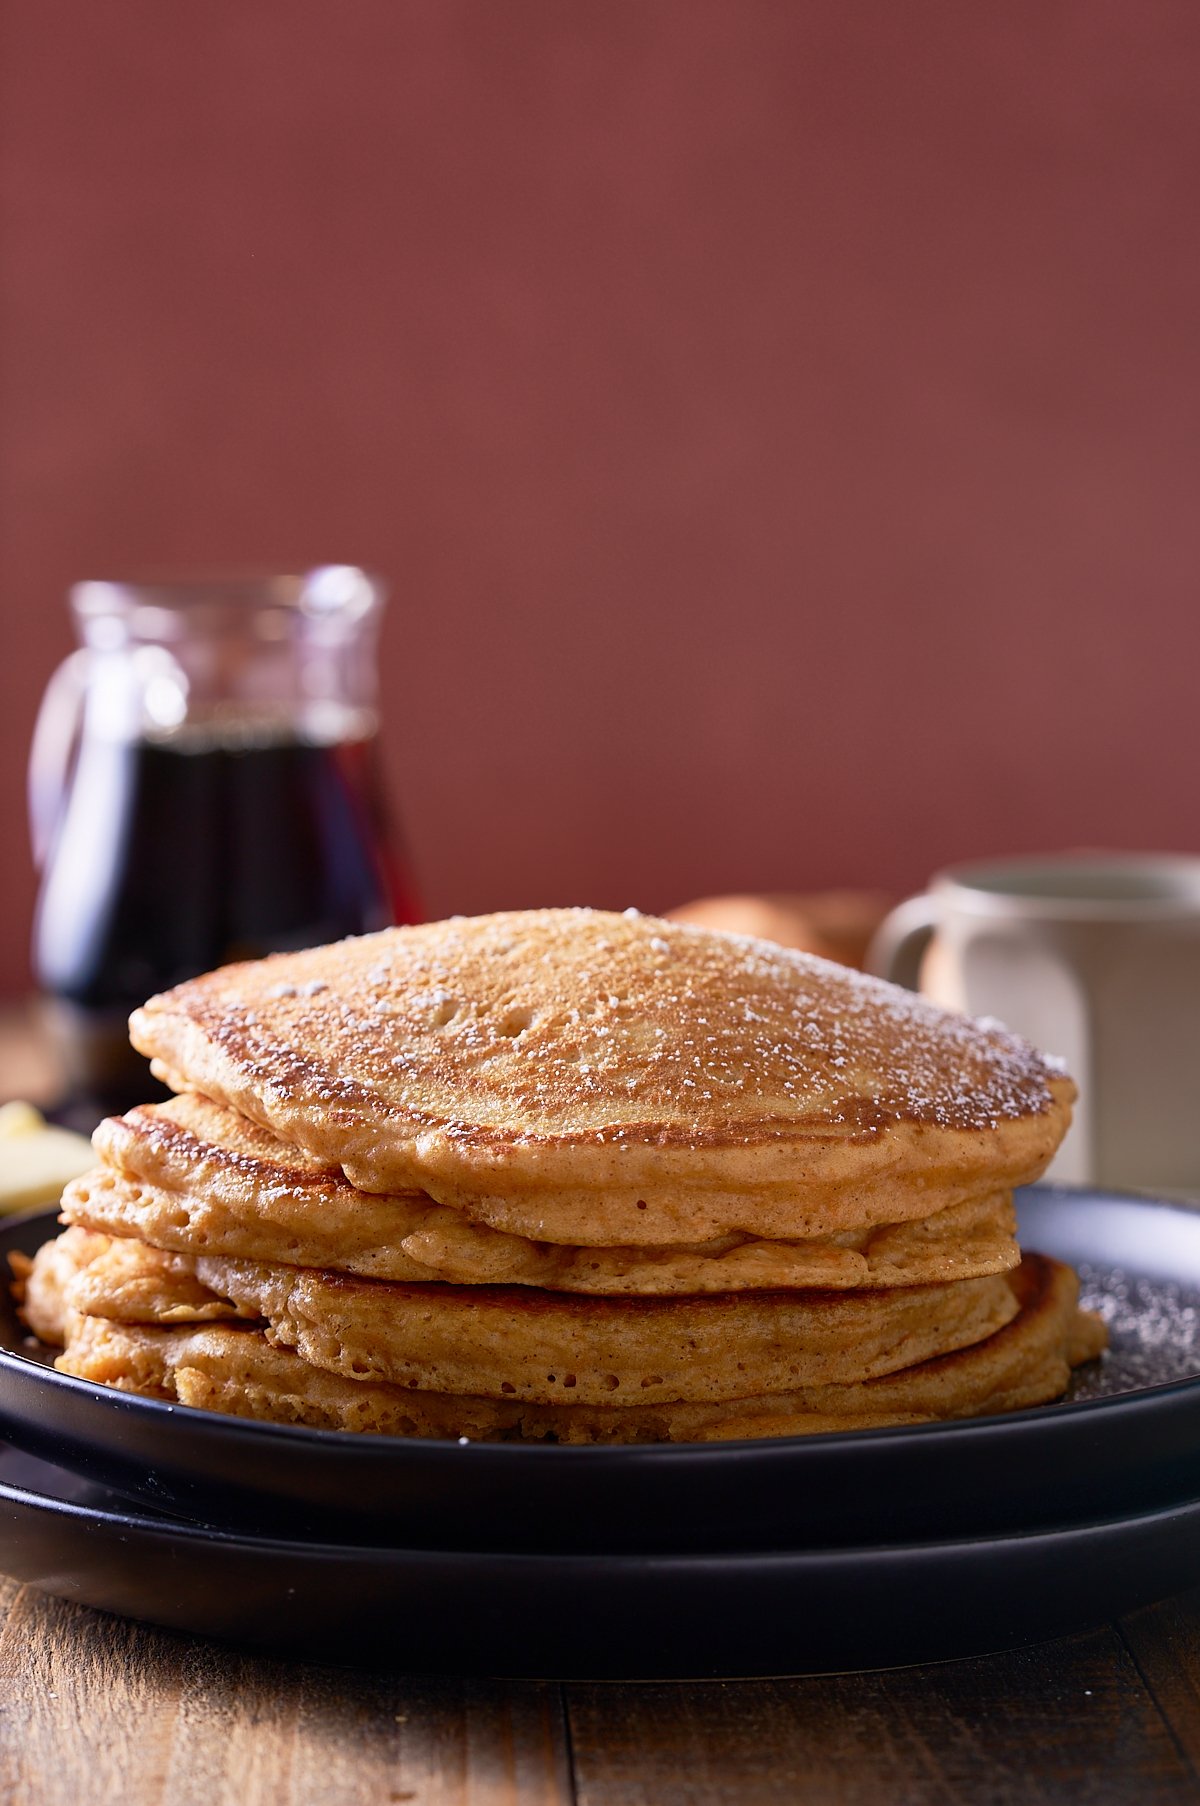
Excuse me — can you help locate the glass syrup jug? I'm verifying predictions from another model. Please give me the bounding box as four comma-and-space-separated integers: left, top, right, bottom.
29, 569, 419, 1118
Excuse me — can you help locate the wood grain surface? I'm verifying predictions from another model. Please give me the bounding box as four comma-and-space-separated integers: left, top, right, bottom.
0, 1575, 1199, 1805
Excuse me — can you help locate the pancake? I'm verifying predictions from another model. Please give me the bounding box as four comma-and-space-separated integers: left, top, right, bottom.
63, 1234, 1021, 1405
70, 1095, 1021, 1292
10, 1225, 111, 1345
128, 909, 1074, 1245
65, 1165, 1020, 1293
55, 1254, 1106, 1442
14, 1224, 253, 1343
59, 1232, 254, 1328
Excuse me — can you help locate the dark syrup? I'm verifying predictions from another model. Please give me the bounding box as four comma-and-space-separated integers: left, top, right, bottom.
34, 728, 419, 1117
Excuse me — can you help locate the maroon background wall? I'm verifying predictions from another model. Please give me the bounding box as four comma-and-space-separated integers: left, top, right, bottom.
2, 0, 1199, 997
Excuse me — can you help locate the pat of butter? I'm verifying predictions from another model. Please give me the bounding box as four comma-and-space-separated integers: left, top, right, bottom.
0, 1103, 94, 1214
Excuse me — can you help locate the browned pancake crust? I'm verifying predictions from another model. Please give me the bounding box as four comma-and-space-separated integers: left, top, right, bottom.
55, 1254, 1106, 1442
128, 910, 1073, 1243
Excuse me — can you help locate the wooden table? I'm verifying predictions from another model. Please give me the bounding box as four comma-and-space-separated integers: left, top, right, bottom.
1, 1579, 1199, 1804
3, 1005, 1200, 1803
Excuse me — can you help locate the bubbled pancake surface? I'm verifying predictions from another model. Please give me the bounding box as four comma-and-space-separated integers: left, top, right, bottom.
55, 1255, 1106, 1443
72, 1097, 1020, 1292
128, 909, 1074, 1243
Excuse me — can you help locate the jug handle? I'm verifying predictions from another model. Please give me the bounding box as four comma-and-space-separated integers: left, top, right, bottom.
28, 648, 91, 870
865, 894, 939, 991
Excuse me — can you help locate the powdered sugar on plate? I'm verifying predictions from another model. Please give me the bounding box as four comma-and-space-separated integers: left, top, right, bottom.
1069, 1261, 1200, 1399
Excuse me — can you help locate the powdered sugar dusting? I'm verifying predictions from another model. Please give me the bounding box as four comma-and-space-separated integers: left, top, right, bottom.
140, 908, 1069, 1142
1070, 1262, 1200, 1398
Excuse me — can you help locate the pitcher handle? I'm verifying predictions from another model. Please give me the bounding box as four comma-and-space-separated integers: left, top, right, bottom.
865, 894, 939, 991
28, 648, 90, 870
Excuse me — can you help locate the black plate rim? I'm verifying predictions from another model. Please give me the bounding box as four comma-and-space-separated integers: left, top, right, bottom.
5, 1442, 1200, 1569
3, 1184, 1200, 1466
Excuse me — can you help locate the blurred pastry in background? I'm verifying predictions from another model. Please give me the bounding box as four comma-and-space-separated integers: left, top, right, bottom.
665, 891, 891, 969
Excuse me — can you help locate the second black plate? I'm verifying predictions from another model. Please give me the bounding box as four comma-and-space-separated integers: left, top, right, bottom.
1, 1187, 1199, 1552
2, 1442, 1199, 1677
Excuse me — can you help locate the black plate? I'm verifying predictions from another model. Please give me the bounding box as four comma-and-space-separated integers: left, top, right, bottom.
2, 1188, 1200, 1553
2, 1442, 1199, 1678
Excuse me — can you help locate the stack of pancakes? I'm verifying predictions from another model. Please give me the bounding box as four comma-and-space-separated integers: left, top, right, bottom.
18, 909, 1106, 1442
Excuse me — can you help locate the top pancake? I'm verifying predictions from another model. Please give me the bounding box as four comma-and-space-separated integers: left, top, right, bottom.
129, 908, 1074, 1244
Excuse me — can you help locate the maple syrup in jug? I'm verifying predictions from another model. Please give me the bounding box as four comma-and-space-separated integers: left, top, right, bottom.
30, 572, 419, 1119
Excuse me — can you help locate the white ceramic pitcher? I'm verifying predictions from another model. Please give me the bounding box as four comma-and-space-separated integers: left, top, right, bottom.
867, 854, 1200, 1191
